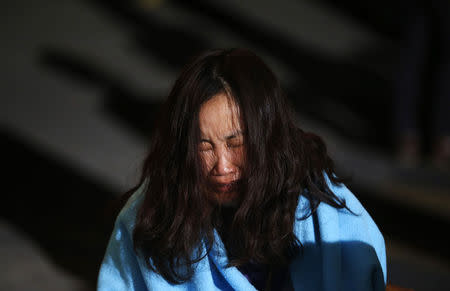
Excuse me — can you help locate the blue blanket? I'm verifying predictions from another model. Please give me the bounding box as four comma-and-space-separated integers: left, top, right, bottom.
98, 181, 386, 290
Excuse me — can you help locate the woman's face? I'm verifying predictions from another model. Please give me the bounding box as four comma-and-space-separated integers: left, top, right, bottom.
198, 93, 245, 206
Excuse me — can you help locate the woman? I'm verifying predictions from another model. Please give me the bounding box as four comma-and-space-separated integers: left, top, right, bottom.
98, 49, 386, 291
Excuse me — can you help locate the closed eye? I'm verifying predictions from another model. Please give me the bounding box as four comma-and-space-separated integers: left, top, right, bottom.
199, 141, 213, 152
227, 136, 244, 148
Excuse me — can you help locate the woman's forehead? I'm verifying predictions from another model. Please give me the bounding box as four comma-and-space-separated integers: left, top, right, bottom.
199, 93, 242, 138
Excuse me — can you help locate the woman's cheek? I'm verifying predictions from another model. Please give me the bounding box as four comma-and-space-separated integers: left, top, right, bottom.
233, 147, 245, 168
200, 152, 214, 174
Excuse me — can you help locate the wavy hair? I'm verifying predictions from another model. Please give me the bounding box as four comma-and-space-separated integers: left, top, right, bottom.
131, 48, 347, 284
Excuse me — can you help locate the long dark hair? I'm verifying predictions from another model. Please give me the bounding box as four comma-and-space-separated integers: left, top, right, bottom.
131, 48, 347, 284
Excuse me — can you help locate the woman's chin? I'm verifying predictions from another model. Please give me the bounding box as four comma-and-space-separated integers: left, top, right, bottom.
209, 191, 239, 207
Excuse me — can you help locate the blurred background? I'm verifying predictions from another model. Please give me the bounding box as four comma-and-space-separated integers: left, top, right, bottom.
1, 0, 449, 290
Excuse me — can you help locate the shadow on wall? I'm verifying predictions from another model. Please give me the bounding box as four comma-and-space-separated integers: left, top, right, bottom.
1, 128, 121, 286
41, 0, 395, 148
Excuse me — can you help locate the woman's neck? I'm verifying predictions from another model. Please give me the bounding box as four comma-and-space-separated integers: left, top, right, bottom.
215, 206, 238, 258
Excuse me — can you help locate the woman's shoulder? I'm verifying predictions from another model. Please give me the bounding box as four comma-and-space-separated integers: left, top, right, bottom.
297, 174, 367, 218
293, 174, 387, 288
296, 173, 384, 243
319, 175, 385, 254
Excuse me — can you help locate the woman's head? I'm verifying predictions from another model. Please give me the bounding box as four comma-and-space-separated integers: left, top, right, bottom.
158, 48, 297, 207
133, 48, 346, 284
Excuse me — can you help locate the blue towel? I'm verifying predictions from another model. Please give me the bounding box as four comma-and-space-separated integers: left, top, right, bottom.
98, 180, 386, 290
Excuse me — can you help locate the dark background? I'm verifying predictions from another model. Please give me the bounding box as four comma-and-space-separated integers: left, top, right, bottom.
2, 0, 449, 290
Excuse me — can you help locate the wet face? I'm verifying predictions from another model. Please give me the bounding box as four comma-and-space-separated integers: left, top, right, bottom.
198, 93, 245, 206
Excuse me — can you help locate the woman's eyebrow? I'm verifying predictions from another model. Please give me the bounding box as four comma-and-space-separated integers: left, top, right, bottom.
200, 131, 243, 142
225, 130, 243, 139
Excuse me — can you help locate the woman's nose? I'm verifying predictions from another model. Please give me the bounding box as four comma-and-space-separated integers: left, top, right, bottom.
214, 150, 235, 175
